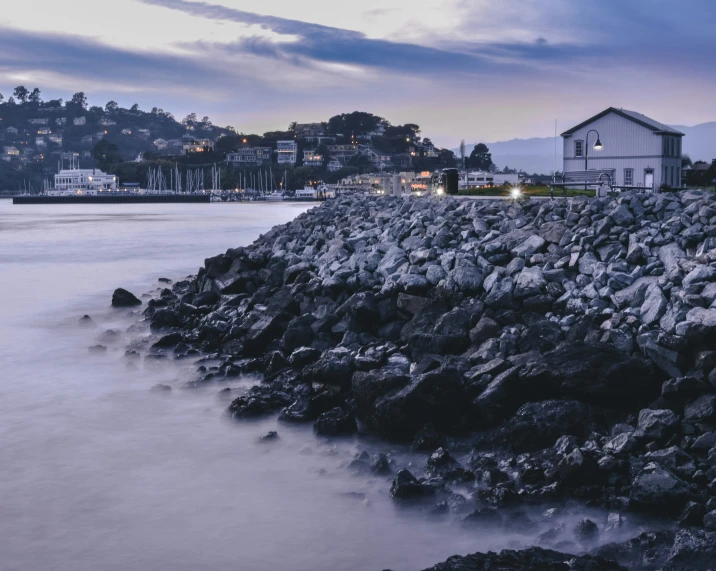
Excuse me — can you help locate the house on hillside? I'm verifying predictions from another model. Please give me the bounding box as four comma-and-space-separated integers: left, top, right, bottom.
73, 117, 86, 126
327, 159, 343, 172
28, 118, 48, 125
56, 117, 67, 126
327, 144, 359, 161
81, 135, 94, 145
153, 138, 168, 150
294, 123, 325, 142
561, 107, 685, 190
99, 117, 116, 126
5, 126, 19, 135
3, 146, 20, 156
182, 138, 214, 155
225, 147, 272, 166
276, 140, 298, 165
303, 149, 324, 167
37, 127, 51, 135
36, 137, 46, 147
121, 129, 132, 135
48, 134, 63, 145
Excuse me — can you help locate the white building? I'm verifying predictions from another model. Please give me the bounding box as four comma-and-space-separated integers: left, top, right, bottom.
461, 171, 520, 188
3, 146, 20, 156
121, 129, 132, 135
73, 117, 86, 126
28, 118, 48, 125
276, 140, 298, 165
327, 159, 343, 172
153, 138, 168, 150
52, 168, 118, 194
226, 147, 272, 166
561, 107, 684, 190
48, 134, 63, 145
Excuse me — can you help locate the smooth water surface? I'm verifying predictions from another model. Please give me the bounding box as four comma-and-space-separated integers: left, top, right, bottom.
0, 201, 637, 571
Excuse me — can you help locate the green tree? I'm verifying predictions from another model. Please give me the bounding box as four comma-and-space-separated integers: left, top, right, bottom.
13, 86, 29, 103
28, 88, 41, 104
182, 113, 197, 127
91, 140, 123, 170
130, 103, 140, 112
468, 143, 493, 171
70, 92, 87, 109
0, 93, 4, 104
288, 121, 298, 131
105, 100, 119, 113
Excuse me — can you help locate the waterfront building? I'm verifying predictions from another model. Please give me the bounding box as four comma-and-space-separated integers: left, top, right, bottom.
225, 147, 272, 166
53, 168, 117, 193
562, 107, 685, 190
276, 140, 298, 165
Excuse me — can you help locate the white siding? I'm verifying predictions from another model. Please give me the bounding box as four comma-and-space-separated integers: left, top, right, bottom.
563, 110, 683, 190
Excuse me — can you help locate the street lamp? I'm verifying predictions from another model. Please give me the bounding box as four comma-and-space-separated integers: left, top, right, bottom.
585, 129, 602, 170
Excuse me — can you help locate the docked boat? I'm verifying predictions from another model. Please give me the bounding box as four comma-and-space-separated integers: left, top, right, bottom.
264, 191, 285, 202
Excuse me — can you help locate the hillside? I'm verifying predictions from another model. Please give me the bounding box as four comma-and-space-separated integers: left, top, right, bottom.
0, 90, 457, 191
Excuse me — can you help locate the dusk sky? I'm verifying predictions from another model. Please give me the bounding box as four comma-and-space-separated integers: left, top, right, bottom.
1, 0, 715, 147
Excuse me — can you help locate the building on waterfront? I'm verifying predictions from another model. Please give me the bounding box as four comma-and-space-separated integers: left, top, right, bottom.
303, 149, 324, 167
561, 107, 685, 190
276, 140, 298, 165
182, 139, 214, 155
73, 117, 86, 126
226, 147, 272, 166
460, 171, 520, 189
53, 168, 117, 194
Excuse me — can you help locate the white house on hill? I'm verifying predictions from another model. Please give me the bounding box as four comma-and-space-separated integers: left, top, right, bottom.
562, 107, 684, 190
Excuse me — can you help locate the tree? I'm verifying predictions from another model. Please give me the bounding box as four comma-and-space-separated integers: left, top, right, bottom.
182, 113, 197, 126
468, 143, 493, 171
8, 97, 15, 105
89, 106, 103, 114
288, 121, 298, 131
151, 107, 159, 115
70, 92, 87, 109
105, 100, 119, 113
0, 93, 4, 104
91, 140, 123, 170
28, 88, 41, 104
13, 86, 29, 103
130, 103, 140, 112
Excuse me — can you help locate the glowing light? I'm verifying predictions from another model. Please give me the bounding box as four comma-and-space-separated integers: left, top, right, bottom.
509, 186, 523, 200
436, 186, 444, 196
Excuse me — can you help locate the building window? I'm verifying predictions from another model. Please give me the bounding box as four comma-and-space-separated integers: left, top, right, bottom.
663, 138, 668, 156
624, 168, 634, 186
574, 140, 583, 158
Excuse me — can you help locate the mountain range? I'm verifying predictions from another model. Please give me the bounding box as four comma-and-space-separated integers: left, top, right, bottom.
459, 122, 716, 174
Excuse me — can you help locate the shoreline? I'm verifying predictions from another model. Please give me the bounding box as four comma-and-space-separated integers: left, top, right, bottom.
111, 191, 716, 570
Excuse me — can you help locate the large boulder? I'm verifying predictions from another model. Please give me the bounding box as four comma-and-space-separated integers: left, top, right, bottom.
519, 343, 664, 408
629, 462, 691, 513
112, 288, 142, 307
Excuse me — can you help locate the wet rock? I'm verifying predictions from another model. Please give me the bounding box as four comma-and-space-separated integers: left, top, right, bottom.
389, 469, 424, 500
313, 407, 357, 437
150, 383, 172, 393
630, 462, 691, 513
88, 344, 107, 353
79, 314, 96, 327
574, 518, 599, 545
112, 288, 142, 307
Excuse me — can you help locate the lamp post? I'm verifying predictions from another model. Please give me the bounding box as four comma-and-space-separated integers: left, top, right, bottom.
584, 129, 603, 170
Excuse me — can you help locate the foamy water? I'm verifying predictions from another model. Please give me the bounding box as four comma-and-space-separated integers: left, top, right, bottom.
0, 200, 645, 571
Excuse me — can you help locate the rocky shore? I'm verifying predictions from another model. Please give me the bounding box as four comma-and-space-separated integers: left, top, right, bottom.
115, 191, 716, 570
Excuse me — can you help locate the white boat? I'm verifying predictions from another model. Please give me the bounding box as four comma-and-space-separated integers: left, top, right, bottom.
295, 187, 317, 200
264, 191, 284, 202
210, 194, 223, 202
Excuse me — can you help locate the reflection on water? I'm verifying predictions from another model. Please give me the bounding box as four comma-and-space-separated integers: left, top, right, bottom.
0, 201, 643, 571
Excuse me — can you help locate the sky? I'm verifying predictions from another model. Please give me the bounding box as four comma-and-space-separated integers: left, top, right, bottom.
1, 0, 715, 147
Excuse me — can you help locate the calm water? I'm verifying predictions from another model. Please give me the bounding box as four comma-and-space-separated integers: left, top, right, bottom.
0, 201, 636, 571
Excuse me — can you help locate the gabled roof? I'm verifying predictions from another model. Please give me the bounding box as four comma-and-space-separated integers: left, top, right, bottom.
561, 107, 685, 137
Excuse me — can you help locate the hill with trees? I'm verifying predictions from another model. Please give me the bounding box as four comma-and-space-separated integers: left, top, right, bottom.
0, 87, 458, 191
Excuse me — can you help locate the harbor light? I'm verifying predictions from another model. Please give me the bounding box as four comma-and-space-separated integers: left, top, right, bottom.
436, 186, 444, 196
509, 186, 523, 200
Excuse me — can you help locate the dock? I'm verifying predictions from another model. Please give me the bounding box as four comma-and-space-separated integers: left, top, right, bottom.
13, 194, 212, 205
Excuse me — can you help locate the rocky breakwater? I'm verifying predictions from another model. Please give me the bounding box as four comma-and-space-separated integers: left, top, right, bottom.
122, 190, 716, 569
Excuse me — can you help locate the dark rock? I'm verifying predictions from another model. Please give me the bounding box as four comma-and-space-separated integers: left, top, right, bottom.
88, 344, 107, 353
574, 519, 599, 545
150, 383, 172, 393
629, 462, 691, 513
112, 288, 142, 307
313, 407, 357, 437
389, 469, 424, 500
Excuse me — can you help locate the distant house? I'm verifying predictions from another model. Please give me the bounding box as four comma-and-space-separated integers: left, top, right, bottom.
23, 147, 35, 156
294, 123, 325, 142
166, 139, 183, 149
225, 147, 272, 166
121, 129, 132, 135
136, 128, 150, 140
95, 131, 107, 140
56, 117, 67, 126
327, 159, 343, 172
5, 126, 19, 135
153, 138, 168, 150
49, 134, 63, 145
82, 151, 92, 159
327, 144, 359, 161
368, 120, 388, 138
28, 118, 48, 125
73, 117, 87, 126
81, 135, 94, 145
561, 107, 685, 190
37, 127, 51, 135
3, 146, 20, 156
36, 136, 46, 146
276, 140, 298, 165
302, 149, 324, 167
360, 146, 392, 167
182, 138, 214, 155
99, 117, 116, 126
